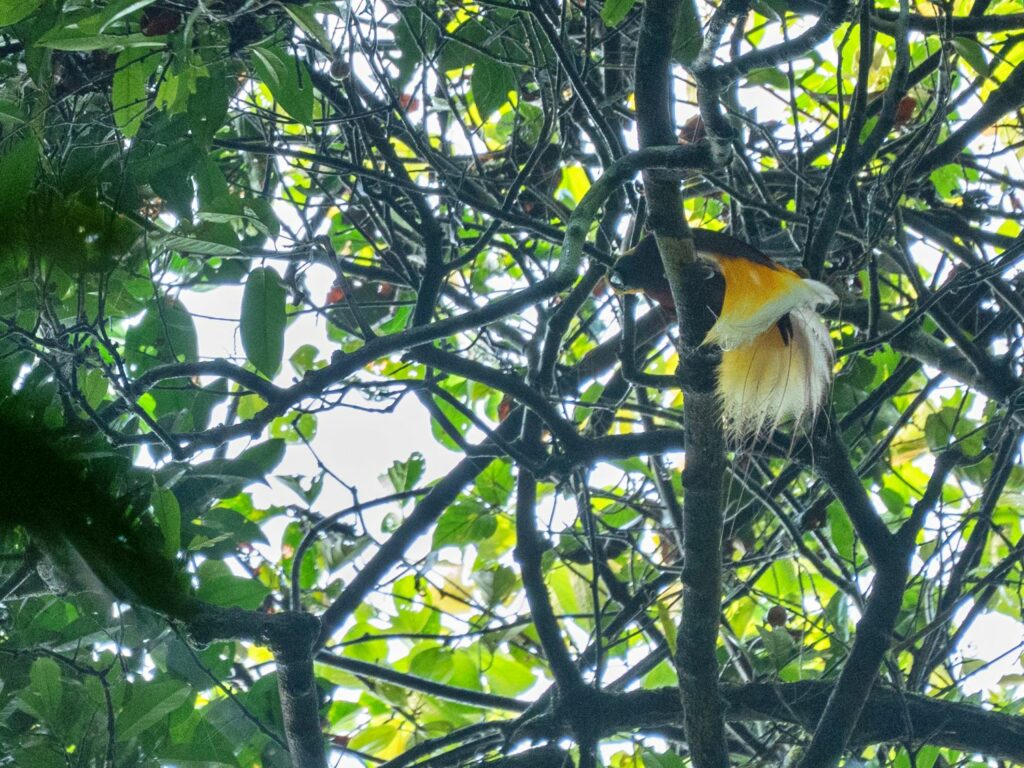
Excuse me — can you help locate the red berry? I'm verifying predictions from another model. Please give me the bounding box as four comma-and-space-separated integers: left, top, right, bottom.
894, 95, 917, 126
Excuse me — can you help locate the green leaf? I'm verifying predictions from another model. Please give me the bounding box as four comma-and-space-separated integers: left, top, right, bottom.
383, 452, 425, 494
929, 163, 962, 199
953, 36, 989, 77
79, 368, 108, 409
746, 67, 790, 89
483, 652, 536, 696
37, 31, 166, 51
241, 266, 287, 377
250, 45, 315, 125
601, 0, 636, 27
827, 501, 856, 562
476, 459, 513, 506
0, 0, 43, 27
194, 507, 269, 553
349, 723, 400, 754
196, 560, 271, 609
290, 343, 319, 376
28, 657, 63, 722
159, 714, 239, 766
278, 474, 324, 506
643, 750, 688, 768
124, 298, 199, 372
0, 134, 40, 215
116, 681, 191, 740
10, 745, 66, 768
156, 232, 241, 256
152, 487, 182, 558
99, 0, 158, 32
472, 58, 516, 118
474, 563, 515, 605
433, 503, 484, 548
924, 408, 954, 451
197, 209, 268, 236
236, 438, 287, 479
672, 0, 701, 65
187, 65, 234, 144
0, 99, 26, 128
758, 625, 797, 669
409, 647, 454, 682
394, 7, 433, 87
824, 591, 850, 641
113, 49, 156, 138
283, 4, 334, 52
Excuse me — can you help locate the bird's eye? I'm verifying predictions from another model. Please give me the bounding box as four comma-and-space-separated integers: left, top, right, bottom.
607, 271, 625, 289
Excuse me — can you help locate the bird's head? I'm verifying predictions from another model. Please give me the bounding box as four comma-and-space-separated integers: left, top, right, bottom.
609, 236, 675, 310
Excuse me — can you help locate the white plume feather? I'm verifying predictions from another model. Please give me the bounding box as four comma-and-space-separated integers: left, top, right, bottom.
717, 306, 835, 435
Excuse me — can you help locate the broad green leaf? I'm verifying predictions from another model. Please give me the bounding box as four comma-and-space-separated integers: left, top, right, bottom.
155, 233, 241, 256
117, 681, 191, 740
152, 487, 182, 558
277, 473, 324, 506
924, 408, 954, 451
643, 749, 688, 768
471, 58, 516, 118
824, 591, 850, 641
758, 625, 797, 669
409, 647, 454, 682
36, 31, 166, 50
383, 452, 425, 494
196, 560, 271, 609
194, 507, 269, 554
270, 411, 317, 442
672, 0, 701, 65
124, 298, 199, 371
28, 657, 62, 722
158, 714, 238, 766
79, 368, 108, 409
473, 563, 514, 605
0, 134, 40, 214
483, 652, 536, 696
349, 723, 400, 754
11, 745, 66, 768
290, 343, 320, 376
394, 7, 432, 87
0, 98, 26, 128
283, 4, 334, 52
433, 504, 477, 549
929, 163, 962, 199
113, 49, 156, 138
746, 67, 790, 88
198, 207, 275, 237
250, 45, 314, 125
476, 459, 512, 506
98, 0, 157, 32
0, 0, 43, 27
754, 558, 799, 601
954, 36, 989, 77
601, 0, 636, 27
241, 266, 287, 377
236, 437, 287, 479
827, 501, 856, 563
187, 65, 234, 143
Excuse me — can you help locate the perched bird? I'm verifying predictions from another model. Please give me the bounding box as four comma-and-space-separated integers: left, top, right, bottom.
609, 230, 837, 435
